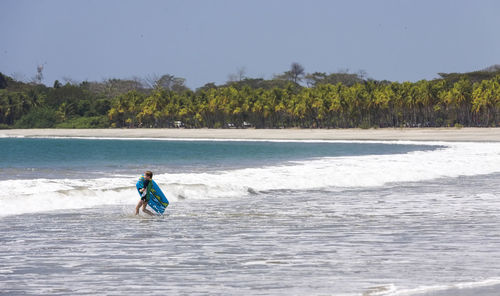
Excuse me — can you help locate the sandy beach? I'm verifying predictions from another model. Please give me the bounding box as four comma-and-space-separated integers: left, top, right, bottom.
2, 127, 500, 141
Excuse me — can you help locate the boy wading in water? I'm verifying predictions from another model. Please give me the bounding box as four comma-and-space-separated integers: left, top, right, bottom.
136, 171, 155, 216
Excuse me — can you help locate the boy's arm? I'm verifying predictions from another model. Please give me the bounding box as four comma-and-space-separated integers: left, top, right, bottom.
139, 180, 149, 192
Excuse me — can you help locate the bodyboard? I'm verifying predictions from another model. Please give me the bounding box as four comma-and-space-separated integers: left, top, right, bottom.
136, 175, 169, 214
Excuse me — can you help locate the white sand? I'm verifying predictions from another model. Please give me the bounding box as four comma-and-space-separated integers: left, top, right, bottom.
2, 128, 500, 141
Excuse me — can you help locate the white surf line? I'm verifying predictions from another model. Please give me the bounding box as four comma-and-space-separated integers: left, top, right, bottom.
0, 134, 450, 146
383, 277, 500, 296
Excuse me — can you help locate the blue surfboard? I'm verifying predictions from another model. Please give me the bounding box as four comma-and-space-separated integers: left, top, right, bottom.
136, 175, 169, 215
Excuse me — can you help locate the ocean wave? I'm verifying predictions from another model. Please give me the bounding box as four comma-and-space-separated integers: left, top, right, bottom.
374, 277, 500, 295
158, 141, 500, 191
0, 134, 442, 144
2, 142, 500, 216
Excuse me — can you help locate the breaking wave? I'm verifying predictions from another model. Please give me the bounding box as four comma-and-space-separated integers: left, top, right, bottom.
2, 141, 500, 216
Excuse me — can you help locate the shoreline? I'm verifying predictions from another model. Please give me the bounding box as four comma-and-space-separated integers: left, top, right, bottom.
2, 127, 500, 142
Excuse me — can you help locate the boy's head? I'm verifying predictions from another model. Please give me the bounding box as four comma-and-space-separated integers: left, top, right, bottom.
145, 171, 153, 180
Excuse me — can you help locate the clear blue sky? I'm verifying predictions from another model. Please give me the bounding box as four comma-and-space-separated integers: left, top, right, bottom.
1, 0, 499, 89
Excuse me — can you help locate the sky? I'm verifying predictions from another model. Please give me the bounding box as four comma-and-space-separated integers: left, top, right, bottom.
1, 0, 500, 89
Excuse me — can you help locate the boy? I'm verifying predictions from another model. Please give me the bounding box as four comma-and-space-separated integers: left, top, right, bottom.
135, 171, 155, 216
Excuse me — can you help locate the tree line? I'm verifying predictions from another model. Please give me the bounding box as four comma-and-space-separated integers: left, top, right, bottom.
1, 64, 500, 129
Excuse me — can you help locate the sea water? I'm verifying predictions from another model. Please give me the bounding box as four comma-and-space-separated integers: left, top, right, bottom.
1, 137, 500, 295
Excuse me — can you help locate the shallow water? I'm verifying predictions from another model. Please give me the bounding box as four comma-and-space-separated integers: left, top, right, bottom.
2, 173, 500, 295
2, 138, 500, 295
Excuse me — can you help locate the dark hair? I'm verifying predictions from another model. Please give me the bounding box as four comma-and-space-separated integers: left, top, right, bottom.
145, 171, 153, 178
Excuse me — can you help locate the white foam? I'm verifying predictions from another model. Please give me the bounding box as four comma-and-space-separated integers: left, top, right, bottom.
0, 177, 138, 216
0, 134, 438, 144
2, 141, 500, 216
382, 277, 500, 295
156, 141, 500, 192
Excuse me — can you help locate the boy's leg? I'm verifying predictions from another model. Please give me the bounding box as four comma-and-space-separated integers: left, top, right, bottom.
135, 200, 144, 215
141, 202, 155, 216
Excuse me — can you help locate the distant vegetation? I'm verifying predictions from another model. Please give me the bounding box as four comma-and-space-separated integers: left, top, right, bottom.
1, 64, 500, 129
